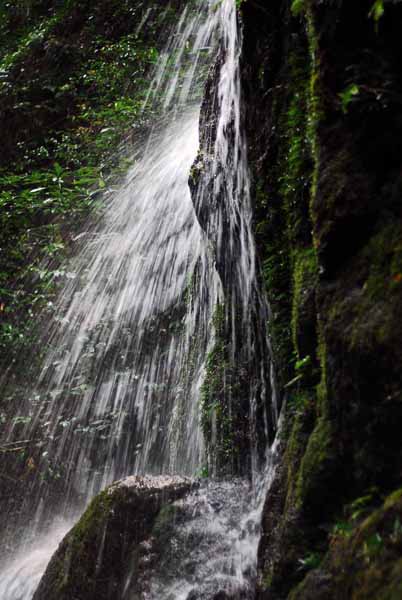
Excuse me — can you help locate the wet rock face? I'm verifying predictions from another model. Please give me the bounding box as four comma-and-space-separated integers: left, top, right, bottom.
290, 488, 402, 600
240, 0, 402, 597
34, 477, 260, 600
33, 475, 195, 600
188, 45, 275, 476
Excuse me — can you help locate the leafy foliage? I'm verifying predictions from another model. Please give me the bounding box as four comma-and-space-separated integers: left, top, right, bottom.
291, 0, 305, 17
0, 0, 178, 359
369, 0, 385, 23
339, 83, 360, 114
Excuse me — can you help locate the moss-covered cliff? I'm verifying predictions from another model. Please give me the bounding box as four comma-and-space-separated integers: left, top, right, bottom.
240, 0, 402, 596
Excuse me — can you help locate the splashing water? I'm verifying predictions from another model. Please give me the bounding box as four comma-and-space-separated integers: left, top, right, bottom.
191, 0, 278, 476
0, 0, 280, 597
0, 520, 71, 600
2, 0, 219, 516
145, 441, 281, 600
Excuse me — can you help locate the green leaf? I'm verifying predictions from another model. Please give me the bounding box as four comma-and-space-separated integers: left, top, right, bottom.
295, 355, 311, 371
291, 0, 304, 16
339, 84, 360, 114
53, 162, 64, 177
369, 0, 384, 23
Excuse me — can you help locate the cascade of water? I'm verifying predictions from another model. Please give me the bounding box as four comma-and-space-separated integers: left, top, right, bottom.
128, 410, 282, 600
3, 0, 218, 505
0, 0, 280, 598
0, 1, 221, 595
0, 520, 71, 600
190, 0, 278, 477
143, 434, 282, 600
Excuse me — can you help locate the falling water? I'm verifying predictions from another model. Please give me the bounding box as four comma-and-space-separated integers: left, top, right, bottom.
0, 0, 279, 597
144, 433, 282, 600
0, 520, 71, 600
191, 0, 278, 476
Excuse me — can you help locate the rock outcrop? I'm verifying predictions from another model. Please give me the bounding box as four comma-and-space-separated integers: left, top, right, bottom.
33, 475, 195, 600
290, 488, 402, 600
238, 0, 402, 596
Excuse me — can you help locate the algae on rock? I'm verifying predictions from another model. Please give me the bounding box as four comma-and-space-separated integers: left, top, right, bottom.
33, 475, 194, 600
240, 0, 402, 597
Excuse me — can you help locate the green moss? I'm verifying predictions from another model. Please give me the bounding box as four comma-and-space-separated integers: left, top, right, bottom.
385, 489, 402, 508
200, 301, 237, 473
321, 220, 402, 362
255, 34, 317, 391
305, 4, 324, 233
296, 416, 334, 507
253, 9, 332, 577
152, 503, 178, 540
261, 570, 273, 591
290, 487, 402, 599
260, 235, 293, 388
359, 221, 402, 305
284, 396, 315, 510
34, 489, 115, 597
291, 0, 305, 17
250, 0, 402, 595
278, 48, 313, 250
315, 322, 328, 416
291, 247, 318, 362
70, 489, 112, 545
34, 478, 193, 599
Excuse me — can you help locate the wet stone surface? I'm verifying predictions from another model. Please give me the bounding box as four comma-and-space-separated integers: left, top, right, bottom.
33, 475, 196, 600
138, 479, 262, 600
33, 476, 264, 600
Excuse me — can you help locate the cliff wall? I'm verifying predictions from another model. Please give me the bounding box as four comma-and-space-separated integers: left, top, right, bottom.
239, 0, 402, 596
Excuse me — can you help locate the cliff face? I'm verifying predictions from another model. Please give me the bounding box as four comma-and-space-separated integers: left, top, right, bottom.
239, 0, 402, 597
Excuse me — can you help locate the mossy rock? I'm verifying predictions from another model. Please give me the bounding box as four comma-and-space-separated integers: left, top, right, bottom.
33, 475, 195, 600
295, 416, 338, 512
290, 488, 402, 599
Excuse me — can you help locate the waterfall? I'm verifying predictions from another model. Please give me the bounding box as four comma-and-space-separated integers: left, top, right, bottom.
189, 0, 278, 478
0, 0, 279, 598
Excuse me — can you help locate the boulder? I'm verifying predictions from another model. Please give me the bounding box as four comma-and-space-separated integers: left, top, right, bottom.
33, 475, 195, 600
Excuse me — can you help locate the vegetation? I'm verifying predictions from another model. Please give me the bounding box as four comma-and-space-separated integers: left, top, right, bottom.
0, 0, 402, 597
0, 0, 189, 540
200, 302, 238, 474
242, 0, 402, 596
0, 0, 180, 359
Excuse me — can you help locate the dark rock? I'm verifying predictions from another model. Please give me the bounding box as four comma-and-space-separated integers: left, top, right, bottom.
188, 37, 276, 477
33, 475, 195, 600
240, 0, 402, 597
290, 489, 402, 600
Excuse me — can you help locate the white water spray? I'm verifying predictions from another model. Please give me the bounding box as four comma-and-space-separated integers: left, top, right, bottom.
0, 0, 279, 597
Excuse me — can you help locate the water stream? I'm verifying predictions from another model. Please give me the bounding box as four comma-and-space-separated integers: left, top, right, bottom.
144, 435, 281, 600
0, 1, 279, 597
